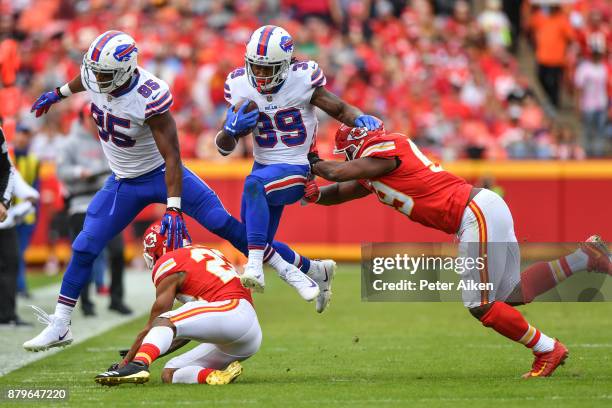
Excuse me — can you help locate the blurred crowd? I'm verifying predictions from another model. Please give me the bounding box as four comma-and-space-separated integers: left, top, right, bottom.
0, 0, 610, 163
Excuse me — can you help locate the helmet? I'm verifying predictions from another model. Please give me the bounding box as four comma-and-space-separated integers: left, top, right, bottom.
245, 25, 294, 93
82, 30, 138, 93
142, 222, 167, 270
334, 124, 386, 160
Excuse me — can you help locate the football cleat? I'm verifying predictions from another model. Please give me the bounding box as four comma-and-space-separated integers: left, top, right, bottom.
23, 306, 73, 352
522, 340, 569, 378
308, 260, 337, 313
95, 361, 150, 386
240, 263, 265, 293
206, 361, 243, 385
279, 264, 320, 302
579, 235, 612, 275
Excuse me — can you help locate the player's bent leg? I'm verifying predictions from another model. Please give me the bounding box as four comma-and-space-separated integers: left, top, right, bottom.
518, 235, 611, 303
164, 344, 247, 385
95, 317, 176, 386
25, 181, 148, 352
160, 299, 260, 385
476, 301, 568, 378
240, 173, 270, 291
270, 241, 336, 312
180, 168, 326, 302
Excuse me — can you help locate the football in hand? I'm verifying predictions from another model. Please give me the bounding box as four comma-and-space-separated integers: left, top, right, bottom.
233, 99, 259, 138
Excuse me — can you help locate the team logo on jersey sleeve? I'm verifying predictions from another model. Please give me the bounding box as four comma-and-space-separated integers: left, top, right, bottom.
279, 36, 294, 53
113, 43, 138, 62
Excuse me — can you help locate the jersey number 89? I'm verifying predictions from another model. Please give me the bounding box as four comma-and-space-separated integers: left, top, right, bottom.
255, 108, 306, 148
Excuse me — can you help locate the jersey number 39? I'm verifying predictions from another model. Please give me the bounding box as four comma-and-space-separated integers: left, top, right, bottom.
255, 108, 306, 148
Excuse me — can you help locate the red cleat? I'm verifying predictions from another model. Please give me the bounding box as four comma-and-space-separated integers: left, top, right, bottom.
579, 235, 612, 275
522, 340, 569, 378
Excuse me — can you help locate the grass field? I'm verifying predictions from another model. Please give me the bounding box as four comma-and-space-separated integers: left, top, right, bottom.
2, 264, 611, 407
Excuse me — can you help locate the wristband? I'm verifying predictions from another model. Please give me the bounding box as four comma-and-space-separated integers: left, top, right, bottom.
59, 83, 73, 98
167, 197, 181, 209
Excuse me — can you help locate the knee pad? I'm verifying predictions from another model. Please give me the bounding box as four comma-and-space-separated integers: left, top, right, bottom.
203, 207, 233, 233
243, 175, 265, 199
71, 231, 105, 265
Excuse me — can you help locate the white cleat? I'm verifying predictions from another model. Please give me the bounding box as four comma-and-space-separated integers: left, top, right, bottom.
23, 306, 73, 352
279, 265, 320, 302
240, 263, 265, 293
308, 260, 337, 313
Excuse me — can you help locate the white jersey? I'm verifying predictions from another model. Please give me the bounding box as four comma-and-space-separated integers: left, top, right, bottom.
224, 60, 326, 166
83, 67, 172, 178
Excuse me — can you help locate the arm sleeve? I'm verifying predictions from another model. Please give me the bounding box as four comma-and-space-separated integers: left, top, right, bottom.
144, 80, 174, 120
308, 62, 327, 89
224, 68, 246, 105
0, 127, 16, 205
358, 140, 398, 159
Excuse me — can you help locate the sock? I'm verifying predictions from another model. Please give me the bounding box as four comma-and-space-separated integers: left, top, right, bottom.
271, 241, 312, 273
521, 249, 588, 303
247, 249, 264, 267
172, 366, 215, 384
133, 326, 174, 366
479, 302, 555, 353
266, 248, 291, 272
54, 301, 75, 325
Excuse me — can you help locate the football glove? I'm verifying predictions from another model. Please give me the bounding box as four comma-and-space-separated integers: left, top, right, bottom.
303, 179, 321, 204
354, 115, 381, 131
160, 207, 191, 250
307, 151, 322, 167
31, 88, 64, 118
224, 103, 259, 139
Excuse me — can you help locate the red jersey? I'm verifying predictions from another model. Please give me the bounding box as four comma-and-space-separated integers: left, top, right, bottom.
152, 245, 253, 305
356, 133, 472, 234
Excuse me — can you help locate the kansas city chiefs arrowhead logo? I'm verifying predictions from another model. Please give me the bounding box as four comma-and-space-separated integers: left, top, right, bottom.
347, 128, 369, 141
144, 231, 158, 250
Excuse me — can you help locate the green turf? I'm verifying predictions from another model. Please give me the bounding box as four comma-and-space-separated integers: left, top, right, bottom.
25, 271, 64, 290
2, 265, 611, 407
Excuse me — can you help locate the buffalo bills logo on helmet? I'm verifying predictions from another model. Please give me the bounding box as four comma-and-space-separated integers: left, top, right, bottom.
279, 36, 294, 53
113, 43, 138, 62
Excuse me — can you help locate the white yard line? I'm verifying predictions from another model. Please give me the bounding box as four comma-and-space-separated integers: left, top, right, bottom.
0, 270, 153, 376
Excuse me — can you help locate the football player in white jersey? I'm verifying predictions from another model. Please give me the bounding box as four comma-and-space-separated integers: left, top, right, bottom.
216, 25, 381, 301
24, 30, 333, 353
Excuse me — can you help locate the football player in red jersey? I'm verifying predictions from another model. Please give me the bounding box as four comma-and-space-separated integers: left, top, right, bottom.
305, 124, 612, 378
95, 223, 261, 386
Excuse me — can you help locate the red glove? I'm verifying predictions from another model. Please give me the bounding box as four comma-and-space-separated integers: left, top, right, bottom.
303, 179, 321, 203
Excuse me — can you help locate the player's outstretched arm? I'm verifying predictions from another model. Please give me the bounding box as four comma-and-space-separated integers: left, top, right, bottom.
306, 180, 372, 206
309, 152, 397, 182
310, 87, 381, 130
120, 274, 180, 365
148, 111, 190, 249
30, 74, 85, 117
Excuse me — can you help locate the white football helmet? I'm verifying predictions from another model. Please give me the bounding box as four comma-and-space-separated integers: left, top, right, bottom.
82, 30, 138, 93
245, 25, 294, 93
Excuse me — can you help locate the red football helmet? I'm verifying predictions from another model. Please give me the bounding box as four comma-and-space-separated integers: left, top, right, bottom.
142, 222, 167, 270
333, 124, 386, 160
